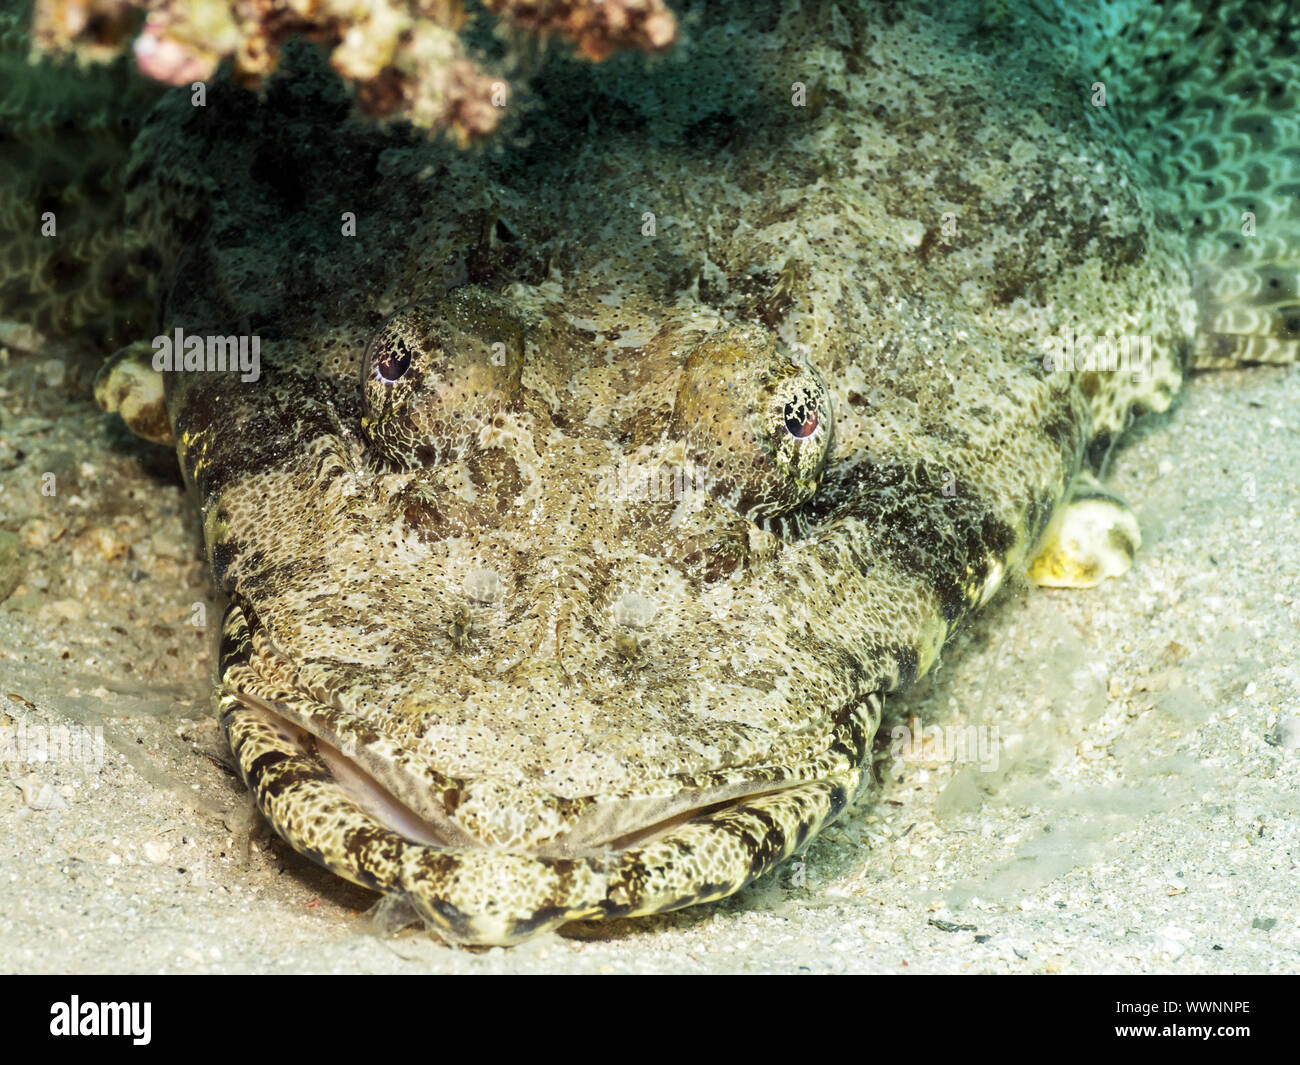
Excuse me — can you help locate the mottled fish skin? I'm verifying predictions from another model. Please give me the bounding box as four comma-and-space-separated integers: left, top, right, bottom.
93, 2, 1291, 943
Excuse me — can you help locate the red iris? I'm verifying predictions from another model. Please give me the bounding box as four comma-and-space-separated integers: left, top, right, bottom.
784, 401, 818, 439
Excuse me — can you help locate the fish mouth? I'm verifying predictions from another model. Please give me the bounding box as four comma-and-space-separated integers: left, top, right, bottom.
219, 602, 880, 944
236, 689, 859, 856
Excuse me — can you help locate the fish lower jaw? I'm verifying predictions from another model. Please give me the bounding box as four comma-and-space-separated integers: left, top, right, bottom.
222, 692, 871, 945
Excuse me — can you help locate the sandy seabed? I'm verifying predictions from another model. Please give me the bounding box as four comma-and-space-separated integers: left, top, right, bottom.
0, 342, 1296, 974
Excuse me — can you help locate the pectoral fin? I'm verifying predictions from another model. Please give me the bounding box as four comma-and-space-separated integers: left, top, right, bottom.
1028, 473, 1141, 589
94, 340, 174, 446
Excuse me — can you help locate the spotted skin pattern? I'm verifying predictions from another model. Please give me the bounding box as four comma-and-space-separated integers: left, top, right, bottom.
85, 2, 1298, 943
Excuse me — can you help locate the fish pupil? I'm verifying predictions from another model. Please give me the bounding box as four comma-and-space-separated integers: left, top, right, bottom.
377, 339, 412, 382
783, 399, 818, 439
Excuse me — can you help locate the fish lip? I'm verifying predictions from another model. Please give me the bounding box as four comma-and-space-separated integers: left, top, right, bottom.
219, 603, 879, 942
221, 629, 879, 944
234, 687, 849, 856
224, 687, 871, 945
223, 602, 870, 856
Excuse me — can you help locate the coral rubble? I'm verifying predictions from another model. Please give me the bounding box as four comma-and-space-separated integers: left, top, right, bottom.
30, 0, 678, 143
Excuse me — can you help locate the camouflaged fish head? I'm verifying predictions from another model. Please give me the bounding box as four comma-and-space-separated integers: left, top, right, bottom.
86, 0, 1300, 944
163, 178, 1117, 945
199, 277, 886, 946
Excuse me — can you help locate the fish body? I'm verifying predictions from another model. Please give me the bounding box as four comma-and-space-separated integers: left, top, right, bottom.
75, 1, 1300, 943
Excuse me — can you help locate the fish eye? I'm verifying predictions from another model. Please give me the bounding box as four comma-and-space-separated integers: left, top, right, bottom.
360, 287, 524, 468
783, 396, 820, 439
373, 336, 413, 383
671, 325, 834, 520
